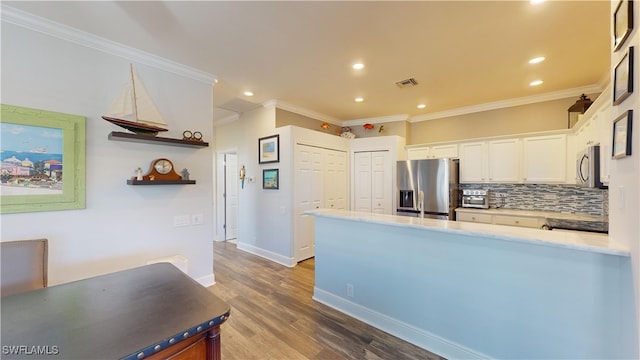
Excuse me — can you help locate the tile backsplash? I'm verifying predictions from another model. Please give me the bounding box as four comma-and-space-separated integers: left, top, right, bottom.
460, 183, 608, 217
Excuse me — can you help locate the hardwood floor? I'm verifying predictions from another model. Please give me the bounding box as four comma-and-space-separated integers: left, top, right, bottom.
208, 241, 445, 360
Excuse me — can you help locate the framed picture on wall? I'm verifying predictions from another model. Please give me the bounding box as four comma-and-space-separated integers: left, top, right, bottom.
262, 168, 279, 189
258, 134, 279, 164
612, 110, 633, 159
613, 0, 634, 51
0, 104, 86, 214
613, 46, 634, 105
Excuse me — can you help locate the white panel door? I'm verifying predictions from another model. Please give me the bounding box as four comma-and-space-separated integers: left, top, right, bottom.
224, 153, 238, 240
326, 150, 347, 210
354, 152, 372, 212
371, 151, 391, 214
295, 145, 324, 262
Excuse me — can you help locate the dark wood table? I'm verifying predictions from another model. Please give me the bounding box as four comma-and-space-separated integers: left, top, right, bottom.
1, 263, 230, 359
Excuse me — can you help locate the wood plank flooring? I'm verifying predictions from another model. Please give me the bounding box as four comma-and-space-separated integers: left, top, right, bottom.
208, 241, 445, 360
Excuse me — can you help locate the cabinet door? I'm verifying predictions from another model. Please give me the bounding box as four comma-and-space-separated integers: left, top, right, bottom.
522, 135, 566, 183
407, 147, 429, 160
487, 139, 520, 182
431, 144, 458, 159
459, 142, 486, 183
596, 106, 611, 185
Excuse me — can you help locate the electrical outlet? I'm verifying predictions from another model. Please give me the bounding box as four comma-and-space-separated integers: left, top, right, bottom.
346, 283, 354, 298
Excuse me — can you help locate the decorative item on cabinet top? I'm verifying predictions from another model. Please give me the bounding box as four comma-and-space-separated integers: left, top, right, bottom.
127, 158, 195, 185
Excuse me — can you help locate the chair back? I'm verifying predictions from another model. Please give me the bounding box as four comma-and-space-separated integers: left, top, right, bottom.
1, 239, 48, 297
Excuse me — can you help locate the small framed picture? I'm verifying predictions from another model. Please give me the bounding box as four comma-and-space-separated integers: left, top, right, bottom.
613, 47, 634, 105
613, 0, 634, 52
262, 168, 279, 189
258, 134, 279, 164
612, 110, 633, 159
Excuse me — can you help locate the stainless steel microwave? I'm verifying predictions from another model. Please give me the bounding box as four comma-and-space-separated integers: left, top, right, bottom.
576, 145, 605, 188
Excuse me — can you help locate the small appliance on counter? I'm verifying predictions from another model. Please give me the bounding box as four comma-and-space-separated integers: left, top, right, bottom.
576, 144, 606, 188
461, 189, 489, 209
396, 159, 459, 220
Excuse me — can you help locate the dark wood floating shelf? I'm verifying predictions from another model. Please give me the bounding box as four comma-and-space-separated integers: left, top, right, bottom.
127, 179, 196, 185
108, 131, 209, 148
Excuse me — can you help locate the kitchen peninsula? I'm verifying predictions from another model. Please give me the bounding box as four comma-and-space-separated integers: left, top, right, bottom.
308, 209, 635, 359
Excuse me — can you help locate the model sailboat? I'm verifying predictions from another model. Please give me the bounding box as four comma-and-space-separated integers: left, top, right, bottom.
102, 64, 169, 136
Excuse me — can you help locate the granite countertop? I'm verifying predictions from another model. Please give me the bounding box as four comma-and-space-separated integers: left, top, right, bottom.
306, 209, 628, 257
454, 207, 607, 222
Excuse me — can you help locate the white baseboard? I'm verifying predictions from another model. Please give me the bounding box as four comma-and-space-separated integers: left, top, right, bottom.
196, 273, 215, 287
312, 287, 489, 360
236, 242, 296, 267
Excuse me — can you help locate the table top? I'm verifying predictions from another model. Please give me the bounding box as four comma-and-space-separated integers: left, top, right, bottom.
1, 263, 230, 360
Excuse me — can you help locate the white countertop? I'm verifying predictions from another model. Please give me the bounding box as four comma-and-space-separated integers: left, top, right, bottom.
307, 209, 628, 257
454, 207, 607, 222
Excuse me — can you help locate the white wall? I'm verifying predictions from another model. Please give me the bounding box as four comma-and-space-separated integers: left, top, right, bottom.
1, 19, 216, 285
609, 0, 640, 353
214, 108, 351, 266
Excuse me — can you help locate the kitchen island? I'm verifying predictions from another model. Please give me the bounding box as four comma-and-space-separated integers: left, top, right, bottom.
308, 209, 636, 359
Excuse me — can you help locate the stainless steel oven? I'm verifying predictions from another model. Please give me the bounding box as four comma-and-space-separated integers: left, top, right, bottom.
461, 189, 489, 209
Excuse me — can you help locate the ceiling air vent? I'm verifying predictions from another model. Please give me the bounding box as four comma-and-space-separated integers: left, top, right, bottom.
395, 78, 418, 88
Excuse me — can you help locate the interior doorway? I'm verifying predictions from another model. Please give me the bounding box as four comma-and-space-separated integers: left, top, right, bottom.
222, 152, 238, 241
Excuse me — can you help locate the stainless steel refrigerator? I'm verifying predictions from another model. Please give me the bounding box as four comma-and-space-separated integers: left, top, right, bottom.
396, 158, 459, 220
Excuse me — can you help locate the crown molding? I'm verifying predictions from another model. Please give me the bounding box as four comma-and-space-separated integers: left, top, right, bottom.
1, 5, 217, 85
213, 113, 240, 127
408, 84, 604, 123
342, 114, 410, 126
266, 100, 342, 125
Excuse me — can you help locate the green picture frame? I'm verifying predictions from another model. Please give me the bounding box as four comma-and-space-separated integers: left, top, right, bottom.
1, 104, 86, 214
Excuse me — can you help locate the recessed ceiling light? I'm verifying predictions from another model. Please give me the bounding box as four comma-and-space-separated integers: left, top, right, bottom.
352, 63, 364, 70
355, 97, 364, 102
243, 91, 254, 97
417, 104, 426, 109
529, 80, 544, 86
530, 0, 545, 5
529, 57, 545, 64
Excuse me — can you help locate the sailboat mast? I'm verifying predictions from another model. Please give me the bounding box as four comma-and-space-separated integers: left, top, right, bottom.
129, 64, 139, 121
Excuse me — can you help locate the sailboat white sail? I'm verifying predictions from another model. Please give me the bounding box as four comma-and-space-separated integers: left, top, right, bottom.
103, 64, 169, 135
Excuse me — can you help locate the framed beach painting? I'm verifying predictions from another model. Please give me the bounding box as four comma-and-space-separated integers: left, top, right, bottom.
262, 168, 279, 189
1, 104, 86, 214
258, 134, 279, 164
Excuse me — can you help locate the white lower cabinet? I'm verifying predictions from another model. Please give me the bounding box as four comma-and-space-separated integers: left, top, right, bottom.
353, 151, 392, 214
457, 210, 543, 229
493, 215, 541, 228
456, 212, 493, 224
294, 144, 347, 262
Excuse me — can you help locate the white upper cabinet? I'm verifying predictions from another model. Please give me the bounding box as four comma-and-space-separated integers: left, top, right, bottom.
522, 134, 567, 183
459, 142, 486, 183
487, 139, 520, 182
407, 144, 458, 160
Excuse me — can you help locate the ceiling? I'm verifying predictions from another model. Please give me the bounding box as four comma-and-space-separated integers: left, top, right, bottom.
3, 1, 611, 124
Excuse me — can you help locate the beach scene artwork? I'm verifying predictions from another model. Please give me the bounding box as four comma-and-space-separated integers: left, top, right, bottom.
1, 123, 64, 195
